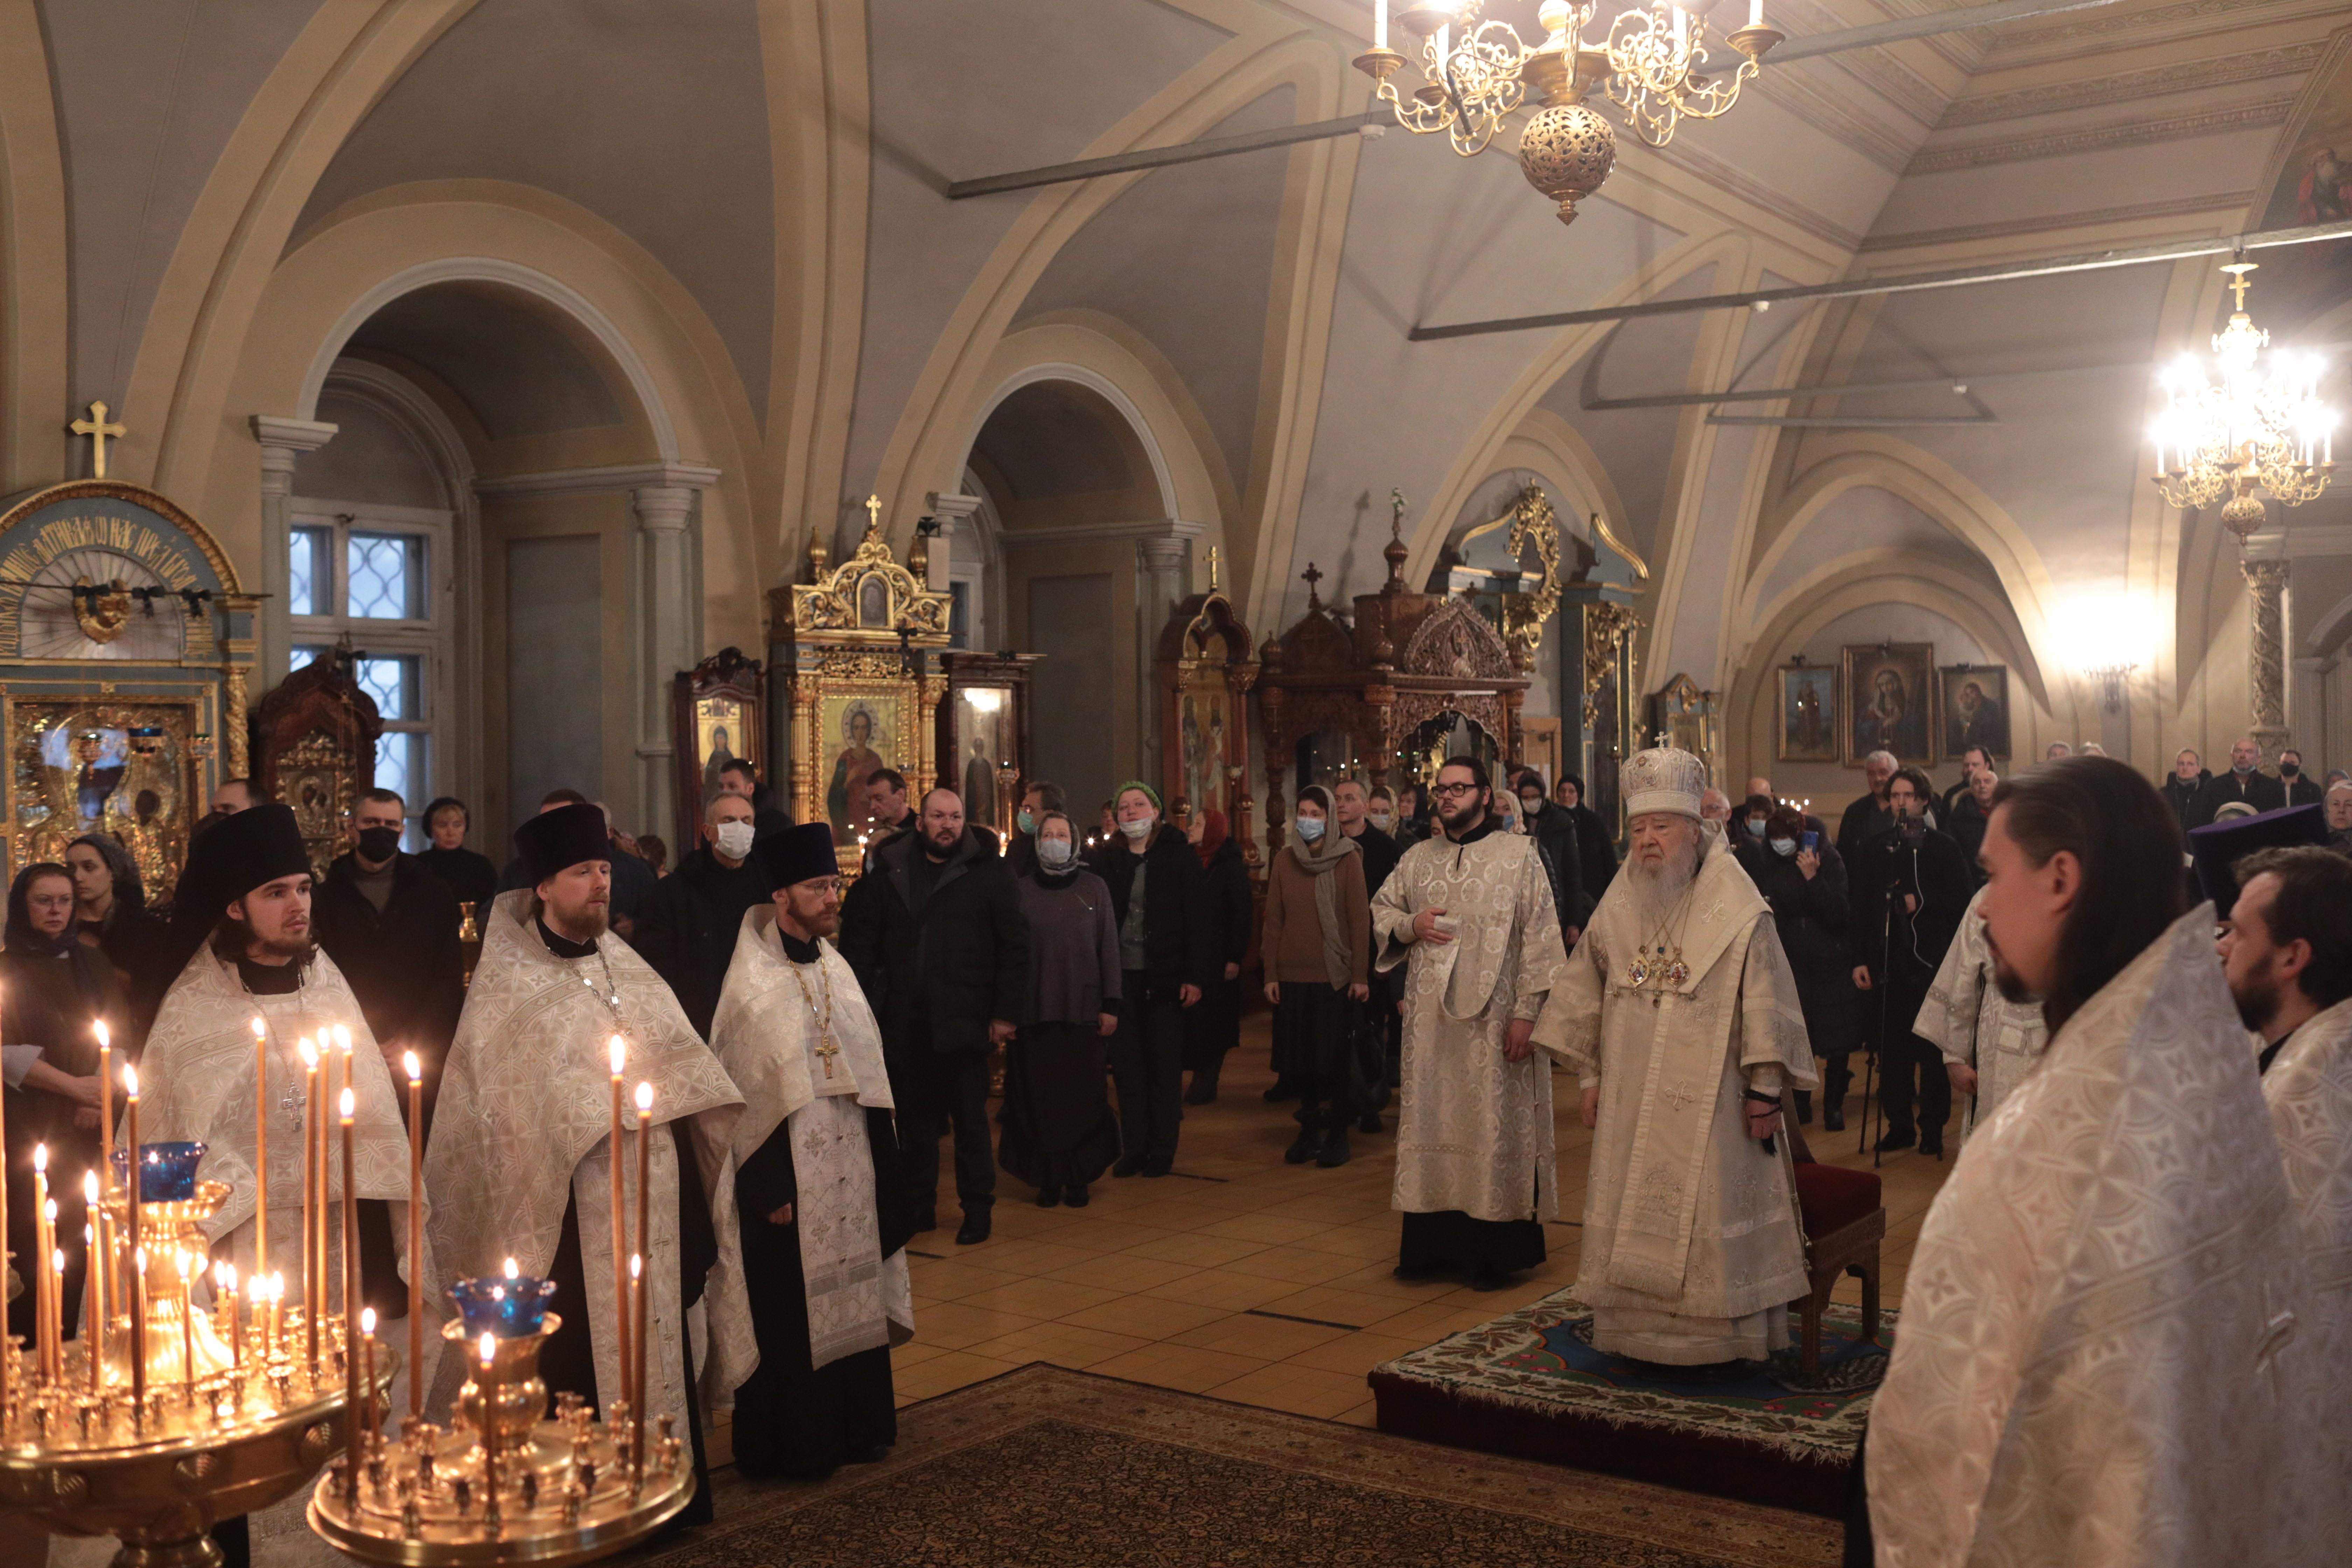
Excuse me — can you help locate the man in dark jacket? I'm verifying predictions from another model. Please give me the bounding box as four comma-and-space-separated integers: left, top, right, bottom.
1847, 766, 1974, 1157
839, 788, 1028, 1244
1094, 781, 1214, 1177
2158, 748, 2210, 835
313, 789, 466, 1121
716, 757, 794, 840
2191, 736, 2288, 827
1836, 750, 1898, 863
632, 793, 768, 1037
2279, 748, 2324, 807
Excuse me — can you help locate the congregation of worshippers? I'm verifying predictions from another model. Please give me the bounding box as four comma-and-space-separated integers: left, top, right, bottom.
8, 730, 2349, 1560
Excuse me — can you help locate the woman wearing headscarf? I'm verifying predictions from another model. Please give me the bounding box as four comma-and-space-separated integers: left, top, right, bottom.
1262, 786, 1370, 1167
1184, 807, 1253, 1105
64, 831, 161, 1043
998, 811, 1123, 1209
1746, 802, 1851, 1127
3, 861, 126, 1344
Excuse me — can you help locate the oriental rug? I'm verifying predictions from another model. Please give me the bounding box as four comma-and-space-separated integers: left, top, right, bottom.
1368, 1289, 1892, 1519
630, 1363, 1840, 1568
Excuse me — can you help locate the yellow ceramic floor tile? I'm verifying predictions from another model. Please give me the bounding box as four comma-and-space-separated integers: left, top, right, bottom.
1039, 1252, 1200, 1294
904, 1259, 1029, 1301
955, 1275, 1127, 1320
1204, 1362, 1374, 1420
957, 1237, 1104, 1276
964, 1319, 1154, 1369
1252, 1283, 1421, 1329
1053, 1293, 1236, 1339
1086, 1342, 1269, 1394
1169, 1311, 1352, 1359
1194, 1211, 1339, 1246
1135, 1267, 1302, 1312
906, 1298, 1047, 1351
1278, 1330, 1431, 1376
1116, 1231, 1272, 1268
891, 1349, 1023, 1401
1218, 1245, 1373, 1286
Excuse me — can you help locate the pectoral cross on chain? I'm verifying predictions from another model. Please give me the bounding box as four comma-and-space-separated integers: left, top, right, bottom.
812, 1034, 841, 1080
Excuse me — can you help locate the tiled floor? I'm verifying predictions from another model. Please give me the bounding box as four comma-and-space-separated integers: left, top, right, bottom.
886, 1015, 1954, 1426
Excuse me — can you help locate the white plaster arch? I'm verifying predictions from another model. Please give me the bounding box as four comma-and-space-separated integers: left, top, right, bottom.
2310, 589, 2352, 660
964, 361, 1177, 520
296, 256, 680, 461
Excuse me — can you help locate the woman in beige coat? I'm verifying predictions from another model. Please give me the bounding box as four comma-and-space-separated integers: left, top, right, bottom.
1262, 786, 1371, 1167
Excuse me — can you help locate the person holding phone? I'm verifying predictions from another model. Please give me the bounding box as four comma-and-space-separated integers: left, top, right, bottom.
1745, 804, 1855, 1128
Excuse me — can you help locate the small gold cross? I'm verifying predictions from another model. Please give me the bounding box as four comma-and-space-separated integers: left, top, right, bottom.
70, 401, 127, 478
813, 1035, 841, 1080
863, 494, 882, 541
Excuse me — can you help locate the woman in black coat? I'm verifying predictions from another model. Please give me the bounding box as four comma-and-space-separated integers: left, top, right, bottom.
1184, 808, 1253, 1104
1743, 803, 1854, 1128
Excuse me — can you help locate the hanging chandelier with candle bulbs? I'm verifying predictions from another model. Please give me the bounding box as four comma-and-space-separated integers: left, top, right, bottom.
2149, 260, 2335, 540
1353, 0, 1783, 225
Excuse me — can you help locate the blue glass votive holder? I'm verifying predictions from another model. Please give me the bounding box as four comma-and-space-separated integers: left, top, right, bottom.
449, 1275, 559, 1339
110, 1141, 208, 1202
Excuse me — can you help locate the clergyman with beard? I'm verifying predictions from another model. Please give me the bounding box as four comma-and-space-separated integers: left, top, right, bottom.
1370, 756, 1567, 1291
1530, 747, 1817, 1362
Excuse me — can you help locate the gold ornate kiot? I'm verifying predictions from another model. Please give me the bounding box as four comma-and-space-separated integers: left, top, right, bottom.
70, 401, 128, 479
784, 497, 953, 645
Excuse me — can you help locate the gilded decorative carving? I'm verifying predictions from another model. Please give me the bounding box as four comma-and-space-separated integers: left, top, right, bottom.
1582, 602, 1643, 730
5, 696, 199, 898
783, 497, 954, 645
1497, 485, 1563, 674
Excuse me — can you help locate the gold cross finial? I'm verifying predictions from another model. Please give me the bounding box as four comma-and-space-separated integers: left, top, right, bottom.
863, 494, 882, 540
1207, 545, 1221, 592
70, 401, 127, 479
2222, 260, 2257, 313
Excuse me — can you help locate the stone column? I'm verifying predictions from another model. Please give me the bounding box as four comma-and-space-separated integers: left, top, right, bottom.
925, 491, 982, 593
1135, 532, 1192, 791
2243, 557, 2291, 762
248, 415, 337, 701
634, 485, 700, 844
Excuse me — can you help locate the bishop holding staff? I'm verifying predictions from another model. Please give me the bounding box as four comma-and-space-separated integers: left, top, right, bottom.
1370, 757, 1566, 1290
1530, 747, 1816, 1364
708, 822, 915, 1478
425, 803, 753, 1528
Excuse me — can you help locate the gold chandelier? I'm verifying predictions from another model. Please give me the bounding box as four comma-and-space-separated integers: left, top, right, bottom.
2149, 261, 2335, 540
1354, 0, 1783, 225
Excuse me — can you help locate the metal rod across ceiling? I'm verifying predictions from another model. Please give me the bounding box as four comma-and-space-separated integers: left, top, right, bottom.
944, 0, 2133, 201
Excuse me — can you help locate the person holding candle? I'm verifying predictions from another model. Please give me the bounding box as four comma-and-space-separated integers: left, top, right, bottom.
709, 821, 913, 1479
3, 861, 120, 1346
133, 805, 424, 1345
425, 801, 752, 1530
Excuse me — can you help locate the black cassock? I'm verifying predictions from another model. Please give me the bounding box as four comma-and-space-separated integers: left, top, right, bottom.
728, 1098, 918, 1479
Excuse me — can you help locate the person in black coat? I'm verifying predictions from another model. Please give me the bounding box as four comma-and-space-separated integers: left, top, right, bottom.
632, 794, 769, 1037
838, 788, 1029, 1245
312, 790, 466, 1124
2190, 737, 2288, 827
1847, 767, 1974, 1156
1334, 780, 1404, 1129
1553, 773, 1618, 904
416, 796, 499, 924
1183, 807, 1253, 1105
1092, 782, 1214, 1177
1743, 804, 1855, 1129
1835, 751, 1898, 863
2280, 748, 2324, 807
2157, 749, 2209, 835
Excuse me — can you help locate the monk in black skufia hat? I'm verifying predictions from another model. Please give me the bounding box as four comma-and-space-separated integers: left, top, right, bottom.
2189, 802, 2328, 922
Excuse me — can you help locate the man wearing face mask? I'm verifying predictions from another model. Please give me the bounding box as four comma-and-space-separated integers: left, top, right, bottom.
1004, 779, 1065, 880
1848, 767, 1974, 1155
314, 788, 466, 1104
2278, 747, 2324, 808
633, 793, 772, 1038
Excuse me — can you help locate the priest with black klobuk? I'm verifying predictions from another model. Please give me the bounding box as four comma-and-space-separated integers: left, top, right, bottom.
424, 802, 752, 1527
708, 821, 915, 1478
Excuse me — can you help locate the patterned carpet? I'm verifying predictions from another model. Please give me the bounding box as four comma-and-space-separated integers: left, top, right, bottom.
630, 1364, 1840, 1568
1369, 1289, 1889, 1517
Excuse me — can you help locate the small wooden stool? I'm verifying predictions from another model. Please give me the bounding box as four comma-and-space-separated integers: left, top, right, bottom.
1791, 1161, 1885, 1376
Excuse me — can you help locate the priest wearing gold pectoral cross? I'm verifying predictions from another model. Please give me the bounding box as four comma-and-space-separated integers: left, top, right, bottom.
708, 822, 916, 1480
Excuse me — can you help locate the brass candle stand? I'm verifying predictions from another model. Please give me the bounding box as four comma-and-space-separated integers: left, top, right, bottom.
0, 1179, 384, 1568
308, 1313, 693, 1567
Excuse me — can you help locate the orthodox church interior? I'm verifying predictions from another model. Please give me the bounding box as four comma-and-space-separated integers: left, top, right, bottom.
1, 1, 2348, 1565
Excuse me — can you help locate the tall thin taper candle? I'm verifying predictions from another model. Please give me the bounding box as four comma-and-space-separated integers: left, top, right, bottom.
177, 1251, 196, 1401
125, 1063, 144, 1427
31, 1147, 50, 1381
84, 1170, 103, 1393
340, 1084, 359, 1496
334, 1027, 354, 1324
359, 1306, 377, 1447
403, 1050, 424, 1418
634, 1083, 652, 1477
478, 1332, 501, 1534
251, 1017, 267, 1303
97, 1021, 121, 1343
299, 1038, 318, 1376
608, 1036, 630, 1412
217, 1262, 240, 1373
629, 1253, 647, 1488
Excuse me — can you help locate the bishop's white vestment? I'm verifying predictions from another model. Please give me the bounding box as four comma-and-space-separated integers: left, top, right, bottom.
1531, 837, 1817, 1363
1370, 827, 1566, 1224
1868, 906, 2319, 1568
1912, 886, 2049, 1147
424, 891, 756, 1426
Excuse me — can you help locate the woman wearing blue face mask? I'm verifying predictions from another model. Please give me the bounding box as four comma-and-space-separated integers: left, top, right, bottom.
1262, 787, 1371, 1167
1744, 802, 1854, 1129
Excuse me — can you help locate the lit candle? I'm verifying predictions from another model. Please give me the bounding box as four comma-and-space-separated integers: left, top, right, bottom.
299, 1037, 318, 1376
176, 1250, 196, 1401
268, 1271, 286, 1359
404, 1049, 423, 1420
340, 1083, 359, 1481
34, 1145, 52, 1382
334, 1028, 354, 1326
360, 1306, 378, 1449
1672, 5, 1687, 51
125, 1063, 144, 1425
84, 1169, 103, 1393
251, 1017, 267, 1300
216, 1261, 240, 1373
479, 1331, 501, 1533
608, 1036, 630, 1413
1374, 0, 1388, 50
630, 1252, 647, 1487
94, 1021, 111, 1197
50, 1243, 65, 1385
1749, 0, 1763, 27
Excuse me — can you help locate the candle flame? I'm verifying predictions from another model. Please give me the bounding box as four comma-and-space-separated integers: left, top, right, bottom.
135, 1245, 148, 1269
92, 1020, 109, 1049
82, 1169, 97, 1202
361, 1306, 376, 1335
270, 1271, 285, 1302
333, 1023, 352, 1054
44, 1197, 56, 1222
403, 1049, 421, 1085
479, 1331, 496, 1368
630, 1252, 642, 1280
609, 1035, 626, 1075
52, 1248, 63, 1274
299, 1037, 317, 1069
251, 1016, 266, 1039
217, 1261, 236, 1293
33, 1142, 44, 1172
340, 1086, 355, 1120
635, 1081, 653, 1114
177, 1250, 192, 1281
504, 1256, 519, 1279
123, 1062, 136, 1097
